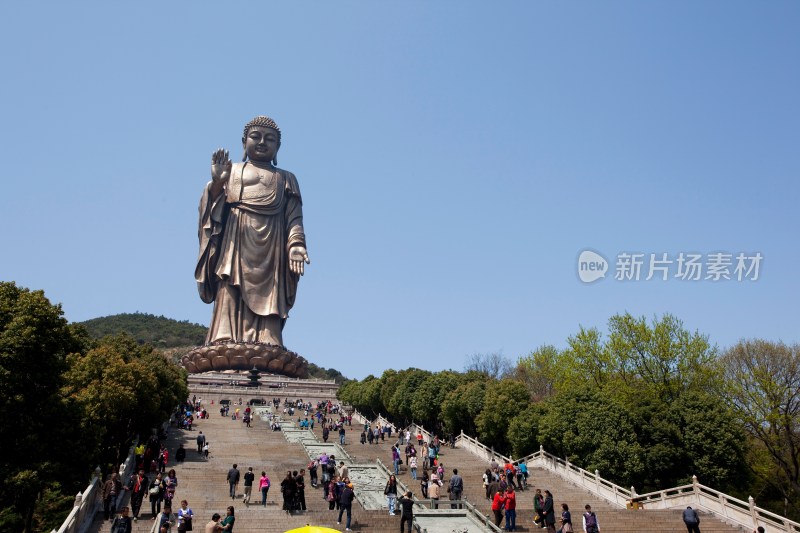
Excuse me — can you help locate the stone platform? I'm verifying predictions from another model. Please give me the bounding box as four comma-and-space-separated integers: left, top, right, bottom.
186, 372, 339, 406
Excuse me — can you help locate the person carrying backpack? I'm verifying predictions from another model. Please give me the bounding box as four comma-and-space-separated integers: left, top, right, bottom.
582, 504, 600, 533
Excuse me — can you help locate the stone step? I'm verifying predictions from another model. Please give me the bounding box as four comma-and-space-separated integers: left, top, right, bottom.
87, 401, 746, 533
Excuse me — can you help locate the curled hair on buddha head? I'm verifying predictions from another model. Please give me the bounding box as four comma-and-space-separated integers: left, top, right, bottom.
242, 115, 281, 164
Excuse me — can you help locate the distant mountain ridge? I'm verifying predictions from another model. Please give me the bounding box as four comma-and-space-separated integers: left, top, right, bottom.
77, 312, 207, 348
77, 312, 348, 383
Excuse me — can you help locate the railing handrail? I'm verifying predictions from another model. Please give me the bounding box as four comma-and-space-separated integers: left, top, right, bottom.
187, 385, 338, 394
455, 431, 511, 464
375, 458, 411, 496
634, 479, 800, 532
52, 436, 140, 533
408, 422, 434, 444
350, 409, 800, 532
634, 482, 695, 501
522, 446, 638, 503
410, 498, 503, 532
187, 374, 338, 385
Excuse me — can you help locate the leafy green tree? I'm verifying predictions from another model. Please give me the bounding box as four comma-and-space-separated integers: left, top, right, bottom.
562, 314, 718, 398
64, 333, 188, 468
338, 375, 383, 417
512, 345, 564, 401
378, 369, 400, 416
722, 340, 800, 512
625, 395, 684, 488
410, 370, 463, 431
386, 369, 431, 425
337, 379, 358, 407
538, 386, 646, 487
0, 282, 87, 533
507, 403, 546, 458
673, 390, 748, 490
544, 314, 740, 492
475, 379, 530, 454
441, 379, 486, 436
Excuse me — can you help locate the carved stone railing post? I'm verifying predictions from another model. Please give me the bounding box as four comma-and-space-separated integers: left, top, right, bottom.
747, 496, 759, 528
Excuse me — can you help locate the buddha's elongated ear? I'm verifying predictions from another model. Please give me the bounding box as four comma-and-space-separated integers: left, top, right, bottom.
273, 141, 281, 166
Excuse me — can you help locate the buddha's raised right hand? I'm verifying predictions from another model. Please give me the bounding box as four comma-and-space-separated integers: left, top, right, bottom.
211, 148, 232, 187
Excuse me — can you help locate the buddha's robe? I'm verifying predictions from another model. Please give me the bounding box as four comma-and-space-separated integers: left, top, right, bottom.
195, 162, 306, 345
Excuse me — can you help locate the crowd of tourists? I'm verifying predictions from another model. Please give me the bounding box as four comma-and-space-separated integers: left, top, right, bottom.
106, 399, 251, 533
358, 423, 604, 533
104, 395, 739, 533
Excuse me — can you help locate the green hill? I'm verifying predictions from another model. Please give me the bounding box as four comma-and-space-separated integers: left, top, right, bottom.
76, 312, 349, 382
77, 312, 207, 348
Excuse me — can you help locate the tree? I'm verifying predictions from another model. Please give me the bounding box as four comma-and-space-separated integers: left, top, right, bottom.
512, 345, 564, 401
338, 375, 382, 418
0, 282, 87, 533
378, 369, 401, 416
563, 313, 718, 402
475, 379, 530, 454
410, 371, 463, 431
441, 379, 486, 436
64, 333, 188, 468
547, 313, 739, 492
465, 352, 513, 380
673, 390, 747, 490
385, 369, 431, 426
538, 386, 646, 487
722, 340, 800, 510
507, 403, 546, 458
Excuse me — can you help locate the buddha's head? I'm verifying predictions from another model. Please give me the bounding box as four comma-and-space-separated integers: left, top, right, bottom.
242, 115, 281, 164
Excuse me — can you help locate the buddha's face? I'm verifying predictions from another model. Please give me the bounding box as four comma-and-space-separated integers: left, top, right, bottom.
244, 126, 280, 163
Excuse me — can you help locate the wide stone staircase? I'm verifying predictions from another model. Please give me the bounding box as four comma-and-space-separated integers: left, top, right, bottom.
88, 409, 746, 533
310, 421, 745, 532
88, 408, 406, 533
438, 444, 743, 532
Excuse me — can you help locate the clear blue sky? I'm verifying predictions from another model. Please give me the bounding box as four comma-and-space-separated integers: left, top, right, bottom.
1, 2, 797, 379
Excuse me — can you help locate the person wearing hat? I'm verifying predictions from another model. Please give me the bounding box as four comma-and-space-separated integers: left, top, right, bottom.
398, 491, 415, 533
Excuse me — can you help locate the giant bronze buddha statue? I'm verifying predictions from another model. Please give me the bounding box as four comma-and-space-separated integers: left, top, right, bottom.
182, 116, 310, 377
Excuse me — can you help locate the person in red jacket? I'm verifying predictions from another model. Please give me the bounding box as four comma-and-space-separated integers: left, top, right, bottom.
504, 486, 517, 531
492, 487, 506, 528
503, 461, 516, 489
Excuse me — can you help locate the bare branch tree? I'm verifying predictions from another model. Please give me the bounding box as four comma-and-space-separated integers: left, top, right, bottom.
722, 340, 800, 503
464, 351, 513, 380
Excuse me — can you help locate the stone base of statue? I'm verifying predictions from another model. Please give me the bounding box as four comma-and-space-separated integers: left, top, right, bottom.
181, 342, 309, 378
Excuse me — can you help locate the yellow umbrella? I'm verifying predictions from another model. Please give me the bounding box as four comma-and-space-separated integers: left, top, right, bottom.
284, 527, 341, 533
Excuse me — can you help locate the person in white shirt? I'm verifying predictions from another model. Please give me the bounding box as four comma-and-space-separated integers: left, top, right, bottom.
582, 504, 600, 533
